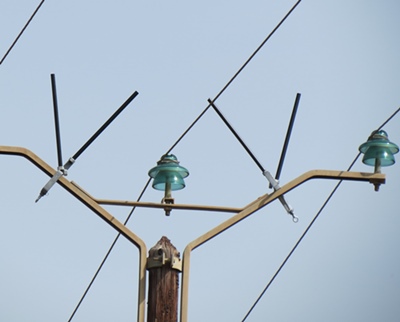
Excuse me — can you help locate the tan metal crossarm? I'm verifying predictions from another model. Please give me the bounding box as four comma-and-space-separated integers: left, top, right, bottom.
0, 146, 386, 322
0, 146, 147, 322
179, 169, 385, 322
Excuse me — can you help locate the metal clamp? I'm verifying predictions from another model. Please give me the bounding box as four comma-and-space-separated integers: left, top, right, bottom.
161, 197, 174, 216
263, 171, 298, 223
147, 248, 182, 271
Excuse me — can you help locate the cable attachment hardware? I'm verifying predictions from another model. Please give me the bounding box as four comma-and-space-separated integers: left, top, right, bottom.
57, 166, 68, 176
161, 196, 174, 216
263, 171, 298, 223
147, 236, 182, 271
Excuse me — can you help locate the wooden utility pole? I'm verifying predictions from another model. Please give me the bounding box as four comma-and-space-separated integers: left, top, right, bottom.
147, 236, 181, 322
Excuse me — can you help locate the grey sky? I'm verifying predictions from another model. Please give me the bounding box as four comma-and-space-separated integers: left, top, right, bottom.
0, 1, 399, 321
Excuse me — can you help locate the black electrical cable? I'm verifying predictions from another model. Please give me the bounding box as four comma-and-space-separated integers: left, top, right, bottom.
241, 157, 359, 322
67, 178, 151, 322
241, 106, 400, 322
0, 0, 45, 65
377, 107, 400, 131
167, 0, 302, 154
68, 2, 302, 319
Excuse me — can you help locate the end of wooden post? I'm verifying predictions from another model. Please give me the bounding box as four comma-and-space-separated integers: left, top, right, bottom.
147, 236, 181, 322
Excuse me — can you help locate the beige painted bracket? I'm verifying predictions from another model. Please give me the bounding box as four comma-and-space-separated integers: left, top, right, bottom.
178, 169, 385, 322
0, 146, 148, 322
0, 146, 385, 322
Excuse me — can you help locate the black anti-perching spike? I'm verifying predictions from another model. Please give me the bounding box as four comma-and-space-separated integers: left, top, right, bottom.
35, 75, 139, 202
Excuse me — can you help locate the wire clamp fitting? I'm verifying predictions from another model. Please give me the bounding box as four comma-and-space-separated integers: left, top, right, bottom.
161, 197, 174, 216
57, 165, 68, 176
147, 247, 182, 271
263, 171, 298, 223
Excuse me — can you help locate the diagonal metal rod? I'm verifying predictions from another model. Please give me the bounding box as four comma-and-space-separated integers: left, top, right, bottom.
166, 0, 302, 154
208, 99, 265, 172
35, 90, 139, 202
208, 98, 297, 221
275, 93, 301, 181
269, 92, 301, 189
51, 74, 63, 169
69, 90, 139, 164
0, 0, 45, 65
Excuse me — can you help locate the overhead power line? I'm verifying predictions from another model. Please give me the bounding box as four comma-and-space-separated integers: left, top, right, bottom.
68, 1, 302, 319
67, 179, 151, 322
241, 106, 400, 322
166, 0, 302, 154
0, 0, 45, 65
